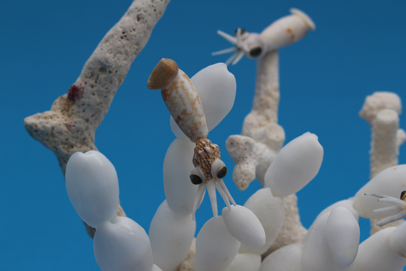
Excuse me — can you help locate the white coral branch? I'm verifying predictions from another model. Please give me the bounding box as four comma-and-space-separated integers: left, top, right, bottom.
23, 0, 171, 236
359, 92, 405, 234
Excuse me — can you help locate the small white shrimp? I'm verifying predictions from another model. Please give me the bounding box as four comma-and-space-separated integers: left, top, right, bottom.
147, 58, 236, 219
213, 8, 315, 65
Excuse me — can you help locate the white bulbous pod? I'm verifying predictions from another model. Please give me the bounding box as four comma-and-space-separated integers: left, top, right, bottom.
353, 165, 406, 218
302, 211, 349, 271
194, 216, 241, 271
170, 63, 236, 139
352, 227, 406, 271
325, 206, 360, 268
149, 200, 196, 271
93, 217, 153, 271
222, 205, 266, 248
260, 243, 303, 271
65, 151, 119, 228
305, 198, 359, 247
152, 264, 163, 271
318, 198, 359, 221
163, 138, 197, 214
264, 132, 323, 198
227, 253, 261, 271
389, 222, 406, 259
239, 188, 285, 255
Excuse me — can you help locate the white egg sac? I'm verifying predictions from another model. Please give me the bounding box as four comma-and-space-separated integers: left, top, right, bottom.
194, 216, 241, 271
163, 138, 197, 215
149, 200, 196, 271
318, 198, 359, 221
260, 243, 303, 271
302, 211, 346, 271
353, 165, 406, 218
65, 151, 119, 228
389, 222, 406, 260
170, 63, 236, 138
239, 187, 285, 255
264, 132, 323, 198
352, 227, 406, 271
325, 206, 360, 268
227, 253, 261, 271
222, 205, 266, 248
152, 264, 163, 271
93, 217, 153, 271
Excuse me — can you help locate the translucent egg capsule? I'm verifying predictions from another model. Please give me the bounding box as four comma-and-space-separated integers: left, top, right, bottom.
163, 138, 197, 215
93, 217, 153, 271
260, 243, 303, 271
194, 216, 240, 271
222, 205, 266, 248
228, 253, 261, 271
353, 226, 406, 271
325, 206, 360, 268
65, 151, 119, 228
238, 188, 285, 255
149, 200, 196, 271
264, 132, 324, 198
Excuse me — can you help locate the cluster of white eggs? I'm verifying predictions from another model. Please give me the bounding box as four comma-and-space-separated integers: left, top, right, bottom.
64, 61, 326, 271
63, 7, 406, 271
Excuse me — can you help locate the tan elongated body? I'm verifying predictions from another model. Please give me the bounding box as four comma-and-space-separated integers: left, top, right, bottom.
161, 70, 208, 143
148, 58, 235, 219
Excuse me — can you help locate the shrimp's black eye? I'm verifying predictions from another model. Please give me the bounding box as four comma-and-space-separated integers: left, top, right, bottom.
211, 159, 227, 179
217, 166, 227, 179
190, 166, 205, 185
249, 47, 262, 58
190, 174, 203, 185
400, 191, 406, 200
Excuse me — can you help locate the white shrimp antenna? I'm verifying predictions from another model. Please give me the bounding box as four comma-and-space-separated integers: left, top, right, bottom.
212, 28, 248, 65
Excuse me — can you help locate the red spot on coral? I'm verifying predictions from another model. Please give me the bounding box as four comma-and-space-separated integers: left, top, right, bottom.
67, 84, 84, 102
65, 123, 72, 130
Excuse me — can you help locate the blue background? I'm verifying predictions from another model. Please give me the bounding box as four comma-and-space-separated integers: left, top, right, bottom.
1, 0, 406, 270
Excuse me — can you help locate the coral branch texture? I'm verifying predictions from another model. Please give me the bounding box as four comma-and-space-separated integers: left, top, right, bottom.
227, 51, 285, 190
226, 50, 306, 255
24, 0, 170, 236
359, 92, 405, 234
